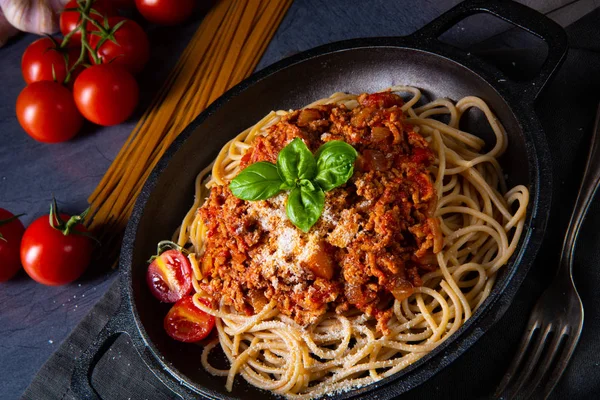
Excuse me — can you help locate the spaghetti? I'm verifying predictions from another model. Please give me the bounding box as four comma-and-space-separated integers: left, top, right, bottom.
174, 86, 528, 398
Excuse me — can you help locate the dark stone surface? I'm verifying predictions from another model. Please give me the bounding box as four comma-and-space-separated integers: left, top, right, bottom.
0, 0, 597, 399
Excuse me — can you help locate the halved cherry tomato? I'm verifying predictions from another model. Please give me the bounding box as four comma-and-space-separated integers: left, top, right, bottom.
16, 81, 84, 143
60, 0, 117, 45
135, 0, 195, 26
73, 63, 139, 126
164, 296, 215, 343
146, 249, 193, 303
89, 17, 150, 74
21, 38, 82, 84
0, 209, 25, 282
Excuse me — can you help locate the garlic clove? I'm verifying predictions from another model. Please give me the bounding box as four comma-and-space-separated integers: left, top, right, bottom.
0, 7, 18, 47
0, 0, 70, 35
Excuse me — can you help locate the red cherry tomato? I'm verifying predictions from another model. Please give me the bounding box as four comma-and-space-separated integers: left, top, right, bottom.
73, 64, 139, 126
135, 0, 195, 25
16, 81, 84, 143
89, 17, 150, 74
146, 250, 193, 303
60, 0, 117, 45
21, 38, 82, 84
0, 209, 25, 282
164, 296, 215, 342
21, 213, 93, 286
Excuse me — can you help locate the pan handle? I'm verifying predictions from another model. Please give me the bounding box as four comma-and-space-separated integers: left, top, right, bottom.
408, 0, 568, 100
70, 286, 204, 400
128, 335, 205, 399
70, 288, 132, 400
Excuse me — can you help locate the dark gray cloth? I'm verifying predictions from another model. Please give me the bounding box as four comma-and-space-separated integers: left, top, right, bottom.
23, 5, 600, 400
23, 281, 175, 400
23, 279, 173, 400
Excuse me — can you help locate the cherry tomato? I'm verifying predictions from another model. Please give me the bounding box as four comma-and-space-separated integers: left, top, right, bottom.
135, 0, 195, 25
21, 212, 93, 286
73, 64, 139, 126
16, 81, 84, 143
21, 38, 82, 84
89, 17, 150, 74
0, 209, 25, 282
164, 296, 215, 342
60, 0, 117, 45
146, 249, 193, 303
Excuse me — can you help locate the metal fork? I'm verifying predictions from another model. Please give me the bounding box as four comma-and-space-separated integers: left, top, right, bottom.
494, 104, 600, 400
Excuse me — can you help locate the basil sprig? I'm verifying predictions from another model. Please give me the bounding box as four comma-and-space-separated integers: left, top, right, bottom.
229, 138, 358, 232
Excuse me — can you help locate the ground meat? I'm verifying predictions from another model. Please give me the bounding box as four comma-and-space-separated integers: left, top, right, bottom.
199, 92, 442, 333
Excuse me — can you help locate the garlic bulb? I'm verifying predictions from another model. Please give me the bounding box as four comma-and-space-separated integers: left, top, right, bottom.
0, 0, 69, 35
0, 7, 18, 47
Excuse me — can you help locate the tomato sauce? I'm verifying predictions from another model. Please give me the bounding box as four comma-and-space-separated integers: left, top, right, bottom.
199, 92, 441, 333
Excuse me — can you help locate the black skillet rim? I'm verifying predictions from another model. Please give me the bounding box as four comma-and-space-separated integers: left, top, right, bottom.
118, 36, 556, 400
119, 0, 570, 394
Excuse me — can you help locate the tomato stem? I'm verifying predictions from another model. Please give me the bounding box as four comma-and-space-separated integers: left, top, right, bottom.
48, 197, 98, 244
60, 0, 131, 84
82, 11, 111, 34
63, 0, 105, 84
92, 19, 126, 51
148, 240, 189, 263
60, 25, 78, 48
0, 213, 25, 242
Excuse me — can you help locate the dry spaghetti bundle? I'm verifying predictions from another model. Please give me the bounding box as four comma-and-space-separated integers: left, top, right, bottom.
87, 0, 292, 257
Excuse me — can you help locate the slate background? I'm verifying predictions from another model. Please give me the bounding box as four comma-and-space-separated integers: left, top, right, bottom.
1, 0, 600, 399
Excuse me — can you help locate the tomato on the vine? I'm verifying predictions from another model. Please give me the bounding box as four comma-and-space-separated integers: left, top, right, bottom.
73, 64, 139, 126
21, 38, 82, 84
146, 249, 193, 303
0, 209, 25, 282
89, 17, 150, 74
164, 296, 215, 343
16, 81, 84, 143
20, 201, 93, 286
60, 0, 117, 45
135, 0, 195, 26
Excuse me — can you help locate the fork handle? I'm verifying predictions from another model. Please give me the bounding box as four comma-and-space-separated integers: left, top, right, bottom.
559, 103, 600, 275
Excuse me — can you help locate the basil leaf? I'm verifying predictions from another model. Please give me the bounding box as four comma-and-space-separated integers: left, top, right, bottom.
314, 140, 359, 191
229, 162, 283, 200
286, 186, 324, 233
279, 181, 295, 191
276, 138, 317, 186
298, 179, 316, 192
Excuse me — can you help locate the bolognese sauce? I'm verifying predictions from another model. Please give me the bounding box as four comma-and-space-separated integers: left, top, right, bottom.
198, 92, 442, 333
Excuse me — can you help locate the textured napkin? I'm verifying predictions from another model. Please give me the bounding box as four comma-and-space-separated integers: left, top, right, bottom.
23, 8, 600, 400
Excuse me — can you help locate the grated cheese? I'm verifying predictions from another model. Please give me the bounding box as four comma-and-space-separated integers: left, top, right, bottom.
245, 192, 343, 282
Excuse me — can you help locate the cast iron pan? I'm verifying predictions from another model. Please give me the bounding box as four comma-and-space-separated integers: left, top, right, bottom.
71, 0, 568, 398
